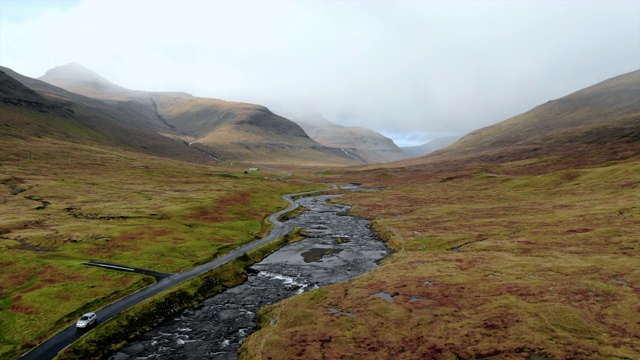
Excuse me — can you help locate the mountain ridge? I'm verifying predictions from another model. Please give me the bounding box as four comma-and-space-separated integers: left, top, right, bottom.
12, 63, 363, 166
0, 68, 217, 163
451, 70, 640, 152
291, 113, 409, 163
391, 69, 640, 172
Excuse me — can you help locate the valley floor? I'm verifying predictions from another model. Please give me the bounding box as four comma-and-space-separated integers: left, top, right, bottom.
0, 135, 321, 360
240, 158, 640, 359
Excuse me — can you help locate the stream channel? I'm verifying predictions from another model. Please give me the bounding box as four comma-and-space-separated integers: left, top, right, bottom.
110, 192, 389, 359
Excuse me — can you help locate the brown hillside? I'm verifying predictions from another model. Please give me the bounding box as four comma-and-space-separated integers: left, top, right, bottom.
240, 71, 640, 360
445, 70, 640, 165
152, 95, 314, 145
0, 70, 49, 108
0, 69, 213, 163
35, 64, 360, 165
292, 113, 409, 163
150, 95, 360, 165
385, 70, 640, 174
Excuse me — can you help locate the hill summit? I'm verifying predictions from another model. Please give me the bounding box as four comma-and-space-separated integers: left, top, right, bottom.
41, 63, 116, 89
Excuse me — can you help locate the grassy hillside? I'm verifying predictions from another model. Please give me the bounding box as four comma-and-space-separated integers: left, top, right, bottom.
1, 69, 212, 164
446, 70, 640, 163
32, 64, 361, 166
153, 95, 312, 143
240, 71, 640, 359
292, 113, 409, 163
149, 95, 361, 165
0, 102, 324, 358
242, 158, 640, 359
4, 62, 638, 359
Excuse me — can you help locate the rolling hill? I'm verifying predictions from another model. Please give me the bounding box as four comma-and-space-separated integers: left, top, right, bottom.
34, 63, 361, 166
291, 113, 409, 163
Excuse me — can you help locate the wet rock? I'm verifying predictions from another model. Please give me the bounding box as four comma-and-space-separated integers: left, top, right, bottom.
371, 292, 394, 302
613, 278, 629, 286
110, 194, 388, 360
329, 308, 356, 317
110, 195, 393, 360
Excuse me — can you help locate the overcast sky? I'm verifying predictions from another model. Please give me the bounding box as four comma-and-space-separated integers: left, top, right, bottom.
1, 0, 639, 146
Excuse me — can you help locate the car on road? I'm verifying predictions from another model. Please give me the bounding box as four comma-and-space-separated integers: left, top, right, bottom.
76, 312, 97, 329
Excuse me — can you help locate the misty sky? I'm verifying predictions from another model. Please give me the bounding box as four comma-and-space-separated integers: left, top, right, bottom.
1, 0, 639, 146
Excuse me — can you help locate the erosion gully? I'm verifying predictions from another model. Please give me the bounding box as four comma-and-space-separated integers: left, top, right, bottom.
110, 189, 389, 360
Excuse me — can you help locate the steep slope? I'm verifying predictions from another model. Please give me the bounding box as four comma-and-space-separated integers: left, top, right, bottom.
1, 68, 213, 163
401, 135, 460, 157
151, 95, 313, 145
36, 64, 191, 135
291, 113, 409, 163
37, 64, 360, 166
151, 95, 359, 165
1, 69, 48, 106
443, 69, 640, 166
239, 71, 640, 360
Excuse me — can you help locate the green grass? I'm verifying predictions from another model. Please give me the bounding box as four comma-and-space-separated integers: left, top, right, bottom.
0, 134, 320, 360
240, 158, 640, 359
55, 228, 305, 360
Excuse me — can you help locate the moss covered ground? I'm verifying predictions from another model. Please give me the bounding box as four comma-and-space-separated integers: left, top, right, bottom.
240, 158, 640, 359
0, 135, 318, 359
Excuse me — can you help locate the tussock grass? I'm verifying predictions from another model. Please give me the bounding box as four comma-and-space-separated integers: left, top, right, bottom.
241, 158, 640, 359
0, 134, 318, 359
56, 229, 305, 359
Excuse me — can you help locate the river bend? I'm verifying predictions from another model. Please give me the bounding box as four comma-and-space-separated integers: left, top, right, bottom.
110, 194, 388, 359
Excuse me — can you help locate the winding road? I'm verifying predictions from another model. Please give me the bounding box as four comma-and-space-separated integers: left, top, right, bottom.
18, 184, 336, 360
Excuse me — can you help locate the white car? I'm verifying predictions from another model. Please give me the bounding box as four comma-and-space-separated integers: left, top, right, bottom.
76, 312, 97, 329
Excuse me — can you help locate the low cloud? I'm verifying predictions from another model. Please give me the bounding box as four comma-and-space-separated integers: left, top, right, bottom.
380, 131, 460, 148
1, 1, 638, 146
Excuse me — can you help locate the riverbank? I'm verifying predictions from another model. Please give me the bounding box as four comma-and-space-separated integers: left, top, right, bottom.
238, 161, 640, 359
109, 194, 388, 359
15, 181, 335, 360
57, 228, 306, 359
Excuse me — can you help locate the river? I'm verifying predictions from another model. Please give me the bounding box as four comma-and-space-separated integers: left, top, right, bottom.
109, 193, 389, 360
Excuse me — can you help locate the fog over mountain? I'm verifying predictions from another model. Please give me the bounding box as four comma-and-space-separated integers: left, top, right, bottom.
401, 136, 461, 157
290, 113, 409, 163
1, 1, 638, 146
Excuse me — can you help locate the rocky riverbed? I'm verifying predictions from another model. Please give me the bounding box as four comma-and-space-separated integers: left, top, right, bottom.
110, 194, 389, 360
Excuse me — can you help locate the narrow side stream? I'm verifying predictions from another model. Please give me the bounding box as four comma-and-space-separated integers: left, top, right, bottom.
110, 194, 388, 360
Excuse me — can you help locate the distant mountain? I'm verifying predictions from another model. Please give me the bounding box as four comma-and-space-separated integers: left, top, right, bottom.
31, 63, 361, 166
403, 69, 640, 169
5, 65, 187, 138
0, 67, 213, 163
401, 136, 460, 157
40, 63, 136, 100
291, 113, 409, 163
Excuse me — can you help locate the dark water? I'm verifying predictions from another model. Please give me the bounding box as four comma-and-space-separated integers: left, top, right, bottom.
110, 194, 388, 360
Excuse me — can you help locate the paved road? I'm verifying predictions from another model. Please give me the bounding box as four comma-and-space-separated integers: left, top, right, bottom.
18, 185, 335, 360
83, 261, 172, 280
